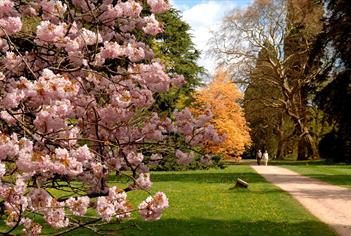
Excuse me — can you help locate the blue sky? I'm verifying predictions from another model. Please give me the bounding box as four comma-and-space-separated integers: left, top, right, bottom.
169, 0, 252, 74
173, 0, 251, 9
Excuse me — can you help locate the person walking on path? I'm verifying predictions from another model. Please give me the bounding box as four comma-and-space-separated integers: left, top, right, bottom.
262, 150, 269, 166
256, 150, 262, 165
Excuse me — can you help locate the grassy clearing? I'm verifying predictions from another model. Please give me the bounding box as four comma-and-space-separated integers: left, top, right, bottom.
284, 165, 351, 189
0, 166, 337, 236
123, 166, 336, 236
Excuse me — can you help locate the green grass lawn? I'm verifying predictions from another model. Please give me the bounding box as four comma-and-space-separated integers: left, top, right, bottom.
283, 165, 351, 189
0, 166, 337, 236
124, 166, 336, 236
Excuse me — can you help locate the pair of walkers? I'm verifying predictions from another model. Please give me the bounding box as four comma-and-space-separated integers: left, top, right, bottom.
256, 150, 269, 166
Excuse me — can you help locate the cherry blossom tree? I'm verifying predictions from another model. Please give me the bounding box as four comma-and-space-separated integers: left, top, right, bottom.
0, 0, 220, 234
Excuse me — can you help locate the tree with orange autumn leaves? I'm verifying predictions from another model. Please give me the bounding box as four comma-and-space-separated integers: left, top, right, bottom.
192, 67, 251, 159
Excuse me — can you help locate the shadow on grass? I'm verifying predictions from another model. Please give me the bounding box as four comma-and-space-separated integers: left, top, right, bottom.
230, 159, 330, 166
124, 218, 337, 236
299, 174, 351, 189
150, 172, 265, 184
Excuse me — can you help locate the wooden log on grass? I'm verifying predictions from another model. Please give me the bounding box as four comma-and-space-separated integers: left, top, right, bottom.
235, 178, 249, 188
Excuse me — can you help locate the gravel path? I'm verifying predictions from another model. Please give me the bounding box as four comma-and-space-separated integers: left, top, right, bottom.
251, 165, 351, 236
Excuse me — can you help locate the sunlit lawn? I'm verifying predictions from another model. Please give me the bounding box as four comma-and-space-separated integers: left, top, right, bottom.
284, 165, 351, 189
0, 166, 337, 235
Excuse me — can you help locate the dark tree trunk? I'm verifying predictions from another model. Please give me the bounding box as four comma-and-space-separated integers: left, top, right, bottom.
297, 131, 319, 160
276, 138, 286, 160
297, 138, 308, 160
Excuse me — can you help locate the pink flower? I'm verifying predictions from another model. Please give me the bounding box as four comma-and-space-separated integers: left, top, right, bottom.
1, 90, 24, 109
139, 192, 169, 221
131, 173, 152, 190
96, 187, 131, 222
42, 0, 67, 20
0, 38, 9, 52
43, 200, 69, 228
36, 21, 66, 43
96, 197, 115, 222
147, 0, 170, 14
150, 153, 163, 161
79, 28, 103, 46
125, 43, 145, 62
66, 196, 90, 216
33, 99, 73, 132
175, 150, 194, 165
0, 17, 22, 36
0, 162, 5, 178
28, 188, 52, 211
2, 52, 24, 73
120, 1, 142, 17
31, 69, 79, 104
70, 145, 94, 162
171, 74, 186, 87
142, 14, 163, 36
136, 62, 170, 92
100, 41, 125, 59
98, 4, 123, 23
0, 0, 14, 17
4, 203, 21, 227
200, 155, 212, 165
20, 218, 42, 236
126, 152, 144, 167
0, 132, 19, 160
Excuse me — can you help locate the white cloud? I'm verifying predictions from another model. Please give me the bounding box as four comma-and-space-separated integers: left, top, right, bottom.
177, 1, 239, 75
170, 0, 190, 11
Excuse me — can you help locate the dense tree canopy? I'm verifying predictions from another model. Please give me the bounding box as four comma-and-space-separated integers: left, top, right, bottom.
151, 9, 204, 113
244, 44, 296, 159
0, 0, 221, 234
210, 0, 327, 160
193, 67, 251, 159
314, 0, 351, 162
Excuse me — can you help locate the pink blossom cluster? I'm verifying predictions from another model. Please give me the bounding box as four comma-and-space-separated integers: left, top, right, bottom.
16, 145, 84, 176
28, 188, 69, 228
20, 218, 43, 236
200, 155, 213, 166
1, 69, 79, 109
143, 14, 163, 36
139, 192, 169, 221
142, 113, 175, 141
126, 152, 144, 167
0, 162, 5, 178
0, 132, 19, 160
0, 0, 222, 233
96, 187, 131, 222
175, 149, 194, 165
174, 109, 222, 146
98, 40, 152, 63
147, 0, 170, 14
130, 173, 152, 190
171, 74, 186, 87
0, 4, 22, 36
66, 196, 90, 216
41, 0, 67, 20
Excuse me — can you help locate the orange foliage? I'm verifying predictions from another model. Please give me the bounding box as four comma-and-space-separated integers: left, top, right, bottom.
192, 67, 251, 159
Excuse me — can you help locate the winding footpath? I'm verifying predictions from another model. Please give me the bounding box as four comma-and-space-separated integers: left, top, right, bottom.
251, 165, 351, 236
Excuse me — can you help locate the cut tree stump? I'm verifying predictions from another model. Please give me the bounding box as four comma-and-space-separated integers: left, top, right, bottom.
235, 178, 249, 188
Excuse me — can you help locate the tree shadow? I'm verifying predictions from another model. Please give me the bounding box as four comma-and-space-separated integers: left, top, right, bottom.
150, 172, 265, 184
256, 171, 351, 200
306, 174, 351, 188
233, 159, 330, 166
124, 218, 337, 236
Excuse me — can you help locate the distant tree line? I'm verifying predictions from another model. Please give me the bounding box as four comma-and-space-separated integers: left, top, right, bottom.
210, 0, 351, 162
